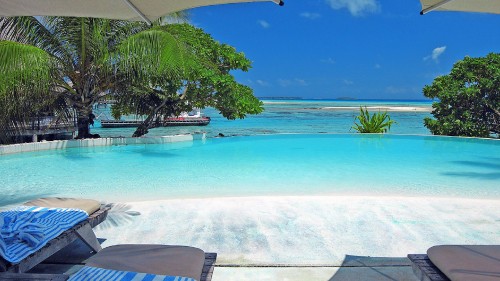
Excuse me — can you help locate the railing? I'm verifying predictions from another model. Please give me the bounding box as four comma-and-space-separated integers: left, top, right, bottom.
12, 116, 76, 136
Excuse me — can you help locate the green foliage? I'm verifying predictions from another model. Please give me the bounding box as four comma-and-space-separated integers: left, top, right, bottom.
0, 16, 188, 140
0, 39, 62, 143
0, 17, 136, 139
352, 107, 396, 133
115, 27, 190, 83
0, 41, 53, 94
0, 17, 263, 140
112, 23, 263, 136
423, 53, 500, 138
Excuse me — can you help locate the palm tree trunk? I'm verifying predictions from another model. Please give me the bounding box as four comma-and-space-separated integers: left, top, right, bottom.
75, 105, 99, 139
76, 115, 90, 139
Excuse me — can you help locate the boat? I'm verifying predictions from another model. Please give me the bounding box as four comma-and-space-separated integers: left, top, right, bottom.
100, 109, 210, 128
100, 117, 210, 128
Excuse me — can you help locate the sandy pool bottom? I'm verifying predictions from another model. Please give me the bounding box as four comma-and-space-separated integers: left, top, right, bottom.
94, 196, 500, 265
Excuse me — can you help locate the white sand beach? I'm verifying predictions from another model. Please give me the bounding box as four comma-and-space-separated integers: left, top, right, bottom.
95, 195, 500, 265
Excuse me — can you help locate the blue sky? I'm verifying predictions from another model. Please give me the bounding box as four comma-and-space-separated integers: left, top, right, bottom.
189, 0, 500, 100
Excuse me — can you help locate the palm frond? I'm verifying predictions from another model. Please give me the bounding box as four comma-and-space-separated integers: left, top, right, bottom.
116, 27, 190, 84
159, 11, 191, 25
1, 17, 73, 66
0, 40, 55, 94
352, 107, 396, 133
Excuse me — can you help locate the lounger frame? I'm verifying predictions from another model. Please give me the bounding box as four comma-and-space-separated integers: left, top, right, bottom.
0, 252, 216, 281
0, 272, 68, 280
0, 207, 109, 273
407, 254, 450, 281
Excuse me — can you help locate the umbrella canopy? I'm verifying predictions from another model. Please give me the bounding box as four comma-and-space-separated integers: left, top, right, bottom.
0, 0, 284, 24
420, 0, 500, 15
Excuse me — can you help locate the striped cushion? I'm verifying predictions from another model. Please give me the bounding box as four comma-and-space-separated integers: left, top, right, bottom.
69, 266, 197, 281
0, 206, 88, 263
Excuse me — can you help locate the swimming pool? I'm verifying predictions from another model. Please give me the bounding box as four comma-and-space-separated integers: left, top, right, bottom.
1, 134, 498, 206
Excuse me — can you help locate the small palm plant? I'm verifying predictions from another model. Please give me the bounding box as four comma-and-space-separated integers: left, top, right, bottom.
352, 107, 396, 133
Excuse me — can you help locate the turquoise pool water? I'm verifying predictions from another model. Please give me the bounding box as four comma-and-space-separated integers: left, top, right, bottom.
1, 134, 498, 206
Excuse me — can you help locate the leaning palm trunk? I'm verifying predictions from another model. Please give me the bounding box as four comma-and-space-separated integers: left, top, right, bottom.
131, 85, 189, 137
132, 114, 157, 138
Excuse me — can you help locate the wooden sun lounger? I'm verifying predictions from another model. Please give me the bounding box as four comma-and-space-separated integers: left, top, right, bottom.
409, 245, 500, 281
0, 206, 109, 273
408, 254, 450, 281
202, 252, 217, 281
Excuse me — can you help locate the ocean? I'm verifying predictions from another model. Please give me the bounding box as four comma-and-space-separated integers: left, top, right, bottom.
92, 99, 434, 138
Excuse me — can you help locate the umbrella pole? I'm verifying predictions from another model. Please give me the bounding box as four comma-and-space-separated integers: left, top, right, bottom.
420, 0, 454, 15
122, 0, 152, 25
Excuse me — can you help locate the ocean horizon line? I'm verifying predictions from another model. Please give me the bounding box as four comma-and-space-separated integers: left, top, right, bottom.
257, 97, 434, 102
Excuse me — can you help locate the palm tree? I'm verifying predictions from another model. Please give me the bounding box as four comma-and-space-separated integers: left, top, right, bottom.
0, 16, 187, 140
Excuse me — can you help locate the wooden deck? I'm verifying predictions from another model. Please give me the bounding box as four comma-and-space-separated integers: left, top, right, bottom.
1, 253, 425, 281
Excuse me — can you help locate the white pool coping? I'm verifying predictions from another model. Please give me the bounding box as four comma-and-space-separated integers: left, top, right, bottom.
0, 133, 206, 156
2, 133, 497, 156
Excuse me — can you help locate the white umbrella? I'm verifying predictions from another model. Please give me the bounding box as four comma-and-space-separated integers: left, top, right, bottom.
0, 0, 284, 25
420, 0, 500, 15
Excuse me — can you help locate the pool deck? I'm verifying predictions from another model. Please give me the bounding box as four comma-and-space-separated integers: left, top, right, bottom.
27, 239, 420, 281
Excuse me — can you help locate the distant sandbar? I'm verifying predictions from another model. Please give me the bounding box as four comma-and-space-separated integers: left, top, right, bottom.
321, 106, 432, 112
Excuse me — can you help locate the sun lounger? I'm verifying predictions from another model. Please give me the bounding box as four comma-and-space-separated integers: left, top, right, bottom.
83, 244, 209, 280
408, 245, 500, 281
23, 198, 108, 228
0, 245, 217, 281
0, 198, 109, 273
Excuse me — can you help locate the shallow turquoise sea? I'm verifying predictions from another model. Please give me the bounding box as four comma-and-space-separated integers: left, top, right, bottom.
92, 99, 434, 138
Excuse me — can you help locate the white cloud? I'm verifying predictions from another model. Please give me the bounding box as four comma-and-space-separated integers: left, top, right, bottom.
343, 79, 354, 85
374, 63, 381, 69
325, 0, 380, 16
256, 80, 270, 87
385, 86, 419, 95
278, 79, 291, 87
295, 78, 308, 86
300, 12, 321, 20
257, 20, 270, 28
278, 78, 308, 87
424, 46, 447, 62
321, 58, 336, 64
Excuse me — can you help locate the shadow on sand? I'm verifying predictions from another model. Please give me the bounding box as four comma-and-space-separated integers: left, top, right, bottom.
328, 255, 417, 281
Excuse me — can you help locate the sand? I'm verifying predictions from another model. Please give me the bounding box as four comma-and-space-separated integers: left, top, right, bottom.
321, 106, 432, 112
94, 195, 500, 265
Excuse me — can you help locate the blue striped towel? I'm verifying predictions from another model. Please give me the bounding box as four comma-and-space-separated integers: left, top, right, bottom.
0, 206, 88, 263
69, 266, 197, 281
